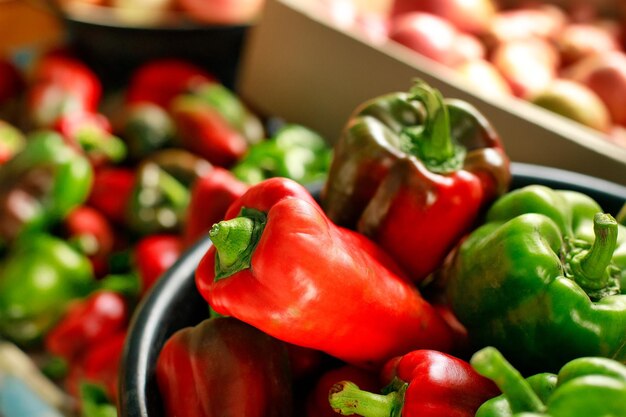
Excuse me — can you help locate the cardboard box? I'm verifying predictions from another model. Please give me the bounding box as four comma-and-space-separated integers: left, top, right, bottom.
237, 0, 626, 186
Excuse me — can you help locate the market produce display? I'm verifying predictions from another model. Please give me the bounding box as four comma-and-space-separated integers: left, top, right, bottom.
157, 80, 622, 417
1, 30, 625, 417
332, 0, 626, 147
0, 50, 333, 416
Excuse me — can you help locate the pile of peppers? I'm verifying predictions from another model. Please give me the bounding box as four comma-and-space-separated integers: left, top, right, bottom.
0, 51, 333, 417
1, 47, 624, 417
173, 79, 624, 417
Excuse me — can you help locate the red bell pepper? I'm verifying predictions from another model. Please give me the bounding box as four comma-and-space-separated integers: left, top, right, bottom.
322, 81, 511, 282
44, 290, 128, 363
65, 330, 127, 404
134, 234, 182, 296
286, 344, 330, 381
195, 178, 455, 369
125, 59, 215, 109
64, 205, 116, 277
26, 53, 102, 128
87, 167, 135, 225
54, 111, 126, 166
306, 364, 382, 417
328, 350, 500, 417
170, 95, 249, 167
156, 317, 293, 417
183, 167, 249, 248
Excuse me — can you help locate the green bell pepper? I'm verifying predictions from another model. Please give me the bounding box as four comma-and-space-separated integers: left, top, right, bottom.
0, 130, 93, 246
471, 346, 626, 417
231, 124, 332, 185
445, 185, 626, 374
0, 233, 95, 345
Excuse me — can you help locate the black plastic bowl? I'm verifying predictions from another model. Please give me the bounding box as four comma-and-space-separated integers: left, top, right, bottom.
118, 162, 626, 417
49, 3, 249, 90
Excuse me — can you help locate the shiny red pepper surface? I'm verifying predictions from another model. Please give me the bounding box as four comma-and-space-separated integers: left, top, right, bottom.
182, 167, 248, 248
195, 178, 455, 369
322, 81, 511, 282
44, 290, 128, 363
156, 317, 293, 417
329, 350, 500, 417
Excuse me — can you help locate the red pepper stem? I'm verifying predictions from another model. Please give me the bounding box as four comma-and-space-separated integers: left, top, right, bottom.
470, 347, 545, 414
328, 381, 404, 417
408, 80, 454, 163
209, 208, 266, 280
571, 213, 618, 290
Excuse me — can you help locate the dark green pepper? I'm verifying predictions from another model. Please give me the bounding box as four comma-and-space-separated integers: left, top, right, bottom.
126, 148, 212, 235
120, 102, 176, 161
0, 233, 95, 345
471, 346, 626, 417
445, 185, 626, 373
0, 130, 93, 247
231, 124, 332, 185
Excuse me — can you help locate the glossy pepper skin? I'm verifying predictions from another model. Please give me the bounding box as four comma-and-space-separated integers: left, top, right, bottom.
0, 131, 93, 246
134, 234, 182, 296
44, 290, 128, 363
329, 350, 499, 417
445, 185, 626, 374
0, 233, 95, 345
182, 166, 248, 248
186, 82, 264, 146
64, 205, 116, 277
195, 177, 455, 369
87, 167, 136, 225
471, 346, 626, 417
306, 364, 381, 417
53, 111, 127, 167
322, 80, 510, 282
171, 95, 247, 166
66, 330, 127, 404
26, 53, 102, 128
156, 317, 293, 417
125, 58, 215, 109
231, 124, 333, 186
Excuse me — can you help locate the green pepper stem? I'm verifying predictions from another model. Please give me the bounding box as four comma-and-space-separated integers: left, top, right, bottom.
210, 218, 255, 269
328, 381, 403, 417
76, 127, 127, 162
571, 213, 618, 290
408, 80, 454, 163
470, 347, 545, 414
209, 208, 266, 280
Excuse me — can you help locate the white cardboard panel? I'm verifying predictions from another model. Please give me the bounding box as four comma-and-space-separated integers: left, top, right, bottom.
237, 0, 626, 186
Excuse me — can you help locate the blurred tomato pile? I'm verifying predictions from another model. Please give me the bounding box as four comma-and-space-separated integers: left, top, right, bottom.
324, 0, 626, 147
0, 48, 332, 417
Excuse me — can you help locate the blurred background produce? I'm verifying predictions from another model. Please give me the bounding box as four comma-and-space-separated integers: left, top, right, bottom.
0, 0, 625, 417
